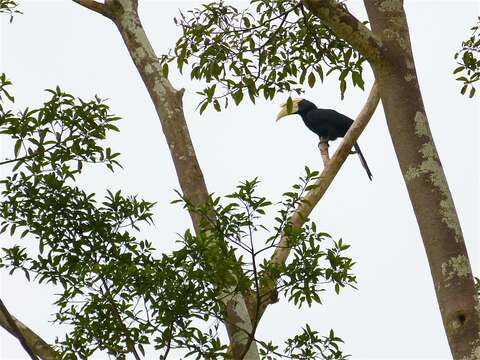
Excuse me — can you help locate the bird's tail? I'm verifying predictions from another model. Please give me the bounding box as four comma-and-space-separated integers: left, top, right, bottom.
353, 142, 373, 181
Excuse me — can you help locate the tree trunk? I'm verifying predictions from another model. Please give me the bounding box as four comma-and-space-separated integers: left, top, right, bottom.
302, 0, 479, 357
363, 1, 480, 358
94, 1, 259, 358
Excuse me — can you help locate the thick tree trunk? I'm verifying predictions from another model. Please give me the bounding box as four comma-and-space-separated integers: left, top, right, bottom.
106, 0, 209, 237
363, 1, 480, 359
303, 0, 479, 357
81, 1, 260, 358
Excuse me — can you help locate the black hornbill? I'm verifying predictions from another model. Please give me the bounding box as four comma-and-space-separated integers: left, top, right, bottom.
276, 98, 373, 181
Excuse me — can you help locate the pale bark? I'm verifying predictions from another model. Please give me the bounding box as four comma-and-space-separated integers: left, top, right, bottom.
4, 1, 474, 359
364, 2, 480, 358
74, 1, 259, 359
301, 0, 382, 63
302, 0, 480, 358
0, 306, 58, 360
0, 299, 38, 359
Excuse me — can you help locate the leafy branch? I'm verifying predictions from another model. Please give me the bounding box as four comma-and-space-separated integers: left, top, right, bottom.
160, 0, 367, 113
0, 0, 21, 22
454, 17, 480, 98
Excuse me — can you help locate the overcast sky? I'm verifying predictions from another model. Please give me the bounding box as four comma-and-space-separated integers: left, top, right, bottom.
1, 1, 479, 359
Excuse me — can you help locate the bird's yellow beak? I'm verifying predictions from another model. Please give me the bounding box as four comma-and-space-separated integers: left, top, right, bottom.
276, 107, 290, 121
276, 98, 302, 121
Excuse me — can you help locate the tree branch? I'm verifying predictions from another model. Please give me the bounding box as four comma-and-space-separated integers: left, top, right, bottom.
0, 303, 58, 360
273, 81, 379, 265
78, 1, 259, 358
0, 299, 38, 360
72, 0, 111, 18
257, 81, 380, 318
301, 0, 382, 64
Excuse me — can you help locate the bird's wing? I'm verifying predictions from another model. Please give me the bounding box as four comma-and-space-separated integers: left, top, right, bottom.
305, 110, 331, 137
331, 110, 354, 133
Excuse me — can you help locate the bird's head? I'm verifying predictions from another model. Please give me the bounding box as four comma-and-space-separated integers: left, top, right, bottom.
276, 98, 316, 121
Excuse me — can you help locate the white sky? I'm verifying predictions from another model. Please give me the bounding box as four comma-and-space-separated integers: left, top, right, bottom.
0, 0, 479, 359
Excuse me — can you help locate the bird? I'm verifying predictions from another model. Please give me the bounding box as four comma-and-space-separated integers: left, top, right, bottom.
276, 98, 373, 181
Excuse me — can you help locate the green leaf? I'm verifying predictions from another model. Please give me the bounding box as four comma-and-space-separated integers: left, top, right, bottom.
162, 63, 169, 78
213, 99, 221, 112
286, 97, 293, 113
340, 80, 347, 99
308, 72, 316, 88
299, 69, 307, 84
199, 101, 209, 114
352, 72, 364, 90
9, 224, 16, 236
469, 86, 476, 98
14, 139, 21, 157
344, 48, 352, 64
232, 90, 243, 105
316, 66, 324, 82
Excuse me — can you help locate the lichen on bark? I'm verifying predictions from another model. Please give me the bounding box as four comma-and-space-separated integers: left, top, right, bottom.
441, 255, 472, 286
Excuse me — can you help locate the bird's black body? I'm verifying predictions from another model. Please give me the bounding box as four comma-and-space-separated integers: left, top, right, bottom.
296, 100, 351, 140
295, 99, 373, 180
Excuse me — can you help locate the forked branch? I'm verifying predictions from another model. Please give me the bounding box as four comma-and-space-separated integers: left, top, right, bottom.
301, 0, 382, 63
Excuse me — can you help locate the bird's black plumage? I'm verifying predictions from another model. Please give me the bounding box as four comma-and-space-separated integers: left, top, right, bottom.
292, 99, 373, 181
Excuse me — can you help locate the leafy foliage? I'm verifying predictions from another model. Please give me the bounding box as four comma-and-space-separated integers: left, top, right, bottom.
259, 326, 348, 360
0, 0, 21, 22
454, 17, 480, 98
177, 172, 357, 310
284, 326, 348, 360
160, 0, 366, 113
0, 75, 354, 358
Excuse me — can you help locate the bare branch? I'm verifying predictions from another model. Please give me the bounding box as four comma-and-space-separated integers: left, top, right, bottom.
0, 303, 58, 360
72, 0, 111, 18
301, 0, 382, 63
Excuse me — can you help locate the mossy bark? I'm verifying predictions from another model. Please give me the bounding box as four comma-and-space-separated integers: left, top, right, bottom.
104, 1, 259, 358
363, 2, 479, 358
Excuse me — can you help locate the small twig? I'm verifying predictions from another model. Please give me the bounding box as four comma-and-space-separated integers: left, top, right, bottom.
160, 320, 175, 360
238, 207, 261, 360
318, 136, 330, 166
0, 299, 39, 360
219, 3, 301, 35
100, 278, 142, 360
0, 144, 57, 166
300, 3, 324, 54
